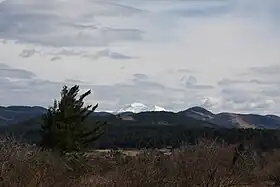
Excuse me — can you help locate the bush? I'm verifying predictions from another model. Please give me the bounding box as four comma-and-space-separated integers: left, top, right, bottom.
2, 136, 276, 187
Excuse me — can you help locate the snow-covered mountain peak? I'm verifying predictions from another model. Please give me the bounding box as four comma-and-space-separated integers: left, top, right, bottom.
151, 105, 167, 112
115, 103, 167, 113
115, 102, 148, 114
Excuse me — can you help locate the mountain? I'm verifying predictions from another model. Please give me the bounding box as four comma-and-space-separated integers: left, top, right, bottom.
209, 113, 280, 129
179, 107, 280, 129
2, 109, 220, 145
113, 110, 217, 128
178, 106, 215, 121
2, 104, 280, 150
1, 104, 280, 129
0, 106, 47, 126
209, 113, 255, 129
239, 114, 280, 129
115, 102, 167, 114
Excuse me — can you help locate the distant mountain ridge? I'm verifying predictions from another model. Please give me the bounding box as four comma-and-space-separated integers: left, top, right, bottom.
0, 106, 47, 126
179, 107, 280, 129
1, 104, 280, 129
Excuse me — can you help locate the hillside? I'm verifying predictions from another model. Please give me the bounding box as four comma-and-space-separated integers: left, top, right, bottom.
3, 115, 280, 150
179, 107, 280, 129
0, 106, 47, 126
2, 105, 280, 150
3, 110, 219, 135
1, 104, 280, 129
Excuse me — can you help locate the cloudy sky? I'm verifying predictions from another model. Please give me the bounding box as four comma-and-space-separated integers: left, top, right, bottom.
0, 0, 280, 114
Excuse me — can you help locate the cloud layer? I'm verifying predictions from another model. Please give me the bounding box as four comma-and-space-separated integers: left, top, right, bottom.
1, 0, 280, 114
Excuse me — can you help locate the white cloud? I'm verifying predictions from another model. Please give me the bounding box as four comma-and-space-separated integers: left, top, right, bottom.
0, 0, 280, 115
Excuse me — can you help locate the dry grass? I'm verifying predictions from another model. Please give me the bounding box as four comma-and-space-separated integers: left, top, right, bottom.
1, 137, 280, 187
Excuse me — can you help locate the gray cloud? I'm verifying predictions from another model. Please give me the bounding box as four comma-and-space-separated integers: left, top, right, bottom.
84, 49, 134, 60
0, 67, 190, 111
188, 84, 214, 90
133, 73, 148, 80
217, 67, 280, 113
18, 47, 134, 61
1, 39, 7, 44
48, 48, 87, 60
19, 48, 87, 59
218, 85, 278, 114
0, 0, 145, 47
166, 2, 231, 18
3, 80, 180, 110
0, 64, 62, 106
131, 78, 166, 90
222, 98, 275, 113
181, 75, 214, 90
53, 49, 86, 56
64, 79, 85, 84
177, 68, 194, 73
237, 65, 280, 84
0, 80, 63, 106
221, 88, 254, 104
248, 64, 280, 75
88, 81, 186, 110
218, 78, 246, 86
217, 78, 280, 86
100, 27, 144, 42
50, 56, 61, 61
0, 63, 36, 79
261, 88, 280, 97
19, 49, 37, 58
185, 75, 197, 85
1, 0, 280, 115
65, 23, 98, 30
1, 64, 277, 114
0, 63, 9, 69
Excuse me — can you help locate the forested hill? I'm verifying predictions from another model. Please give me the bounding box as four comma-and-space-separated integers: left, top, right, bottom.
2, 105, 280, 129
1, 110, 280, 151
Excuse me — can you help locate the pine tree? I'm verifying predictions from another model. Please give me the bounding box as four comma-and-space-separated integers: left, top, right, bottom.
40, 85, 105, 154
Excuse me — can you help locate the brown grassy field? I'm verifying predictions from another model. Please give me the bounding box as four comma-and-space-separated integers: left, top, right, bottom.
1, 137, 280, 187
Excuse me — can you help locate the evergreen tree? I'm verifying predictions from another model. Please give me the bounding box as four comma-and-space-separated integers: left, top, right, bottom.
40, 85, 105, 153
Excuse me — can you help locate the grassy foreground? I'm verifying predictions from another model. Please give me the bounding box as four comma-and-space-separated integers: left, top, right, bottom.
1, 137, 280, 187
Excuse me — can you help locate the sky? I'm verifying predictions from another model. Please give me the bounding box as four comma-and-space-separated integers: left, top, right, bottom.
0, 0, 280, 114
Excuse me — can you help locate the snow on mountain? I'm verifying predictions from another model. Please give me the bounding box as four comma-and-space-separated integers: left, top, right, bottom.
116, 102, 148, 113
115, 102, 167, 114
95, 110, 114, 113
150, 105, 167, 112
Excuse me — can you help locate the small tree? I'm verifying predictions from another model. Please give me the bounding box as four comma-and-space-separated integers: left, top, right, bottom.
40, 85, 105, 154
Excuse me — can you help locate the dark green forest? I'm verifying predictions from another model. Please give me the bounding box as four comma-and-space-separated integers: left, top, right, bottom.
2, 114, 280, 151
